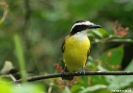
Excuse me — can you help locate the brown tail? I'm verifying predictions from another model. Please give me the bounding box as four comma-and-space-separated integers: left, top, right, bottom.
61, 66, 74, 80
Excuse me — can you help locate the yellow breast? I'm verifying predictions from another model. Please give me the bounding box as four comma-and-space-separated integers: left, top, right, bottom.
63, 35, 90, 72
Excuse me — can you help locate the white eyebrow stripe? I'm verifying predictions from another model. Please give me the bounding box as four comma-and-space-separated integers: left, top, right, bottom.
70, 21, 94, 32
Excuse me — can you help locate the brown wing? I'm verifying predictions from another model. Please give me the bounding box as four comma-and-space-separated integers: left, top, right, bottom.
61, 35, 69, 53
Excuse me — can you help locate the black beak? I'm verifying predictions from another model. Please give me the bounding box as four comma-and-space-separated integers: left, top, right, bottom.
89, 25, 102, 29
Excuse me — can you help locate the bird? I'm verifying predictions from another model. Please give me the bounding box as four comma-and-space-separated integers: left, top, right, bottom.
61, 20, 102, 80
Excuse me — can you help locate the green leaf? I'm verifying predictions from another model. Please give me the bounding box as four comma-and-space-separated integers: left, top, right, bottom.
97, 65, 108, 71
78, 84, 107, 93
63, 87, 71, 93
100, 46, 123, 70
108, 75, 133, 90
71, 85, 81, 93
98, 28, 108, 37
91, 28, 108, 38
0, 79, 12, 93
14, 34, 26, 82
108, 59, 133, 89
12, 83, 44, 93
125, 59, 133, 71
92, 29, 103, 38
97, 65, 116, 83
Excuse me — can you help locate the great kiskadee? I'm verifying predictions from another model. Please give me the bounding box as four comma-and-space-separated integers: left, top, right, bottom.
61, 20, 101, 80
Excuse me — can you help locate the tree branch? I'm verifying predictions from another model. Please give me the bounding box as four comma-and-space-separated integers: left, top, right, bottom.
13, 71, 133, 83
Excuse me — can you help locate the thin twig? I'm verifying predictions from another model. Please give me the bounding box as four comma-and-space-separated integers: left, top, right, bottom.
0, 1, 8, 24
47, 81, 54, 93
9, 74, 22, 88
12, 71, 133, 83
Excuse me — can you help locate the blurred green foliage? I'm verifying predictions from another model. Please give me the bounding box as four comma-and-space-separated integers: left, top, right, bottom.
0, 0, 133, 93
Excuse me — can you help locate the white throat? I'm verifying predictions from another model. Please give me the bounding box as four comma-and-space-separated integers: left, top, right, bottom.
72, 30, 88, 40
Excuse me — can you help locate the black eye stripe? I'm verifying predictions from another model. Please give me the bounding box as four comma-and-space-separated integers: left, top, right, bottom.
70, 25, 88, 35
76, 25, 88, 29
